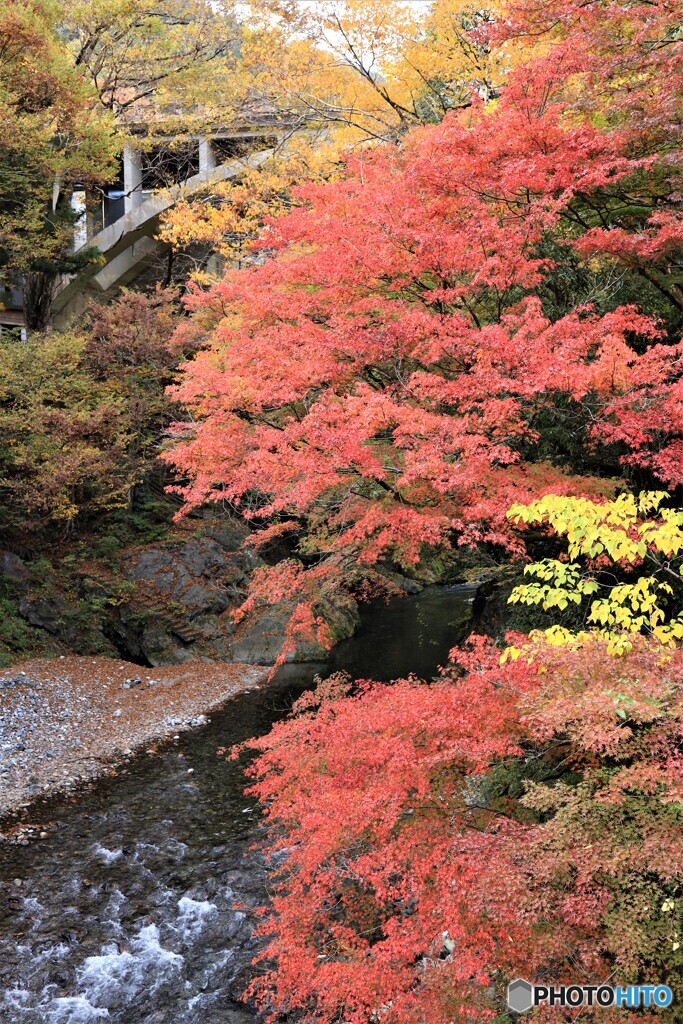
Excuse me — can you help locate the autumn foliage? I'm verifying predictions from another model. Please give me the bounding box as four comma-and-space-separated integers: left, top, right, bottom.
241, 633, 683, 1021
0, 289, 182, 533
166, 0, 683, 662
0, 0, 116, 324
159, 1, 683, 1016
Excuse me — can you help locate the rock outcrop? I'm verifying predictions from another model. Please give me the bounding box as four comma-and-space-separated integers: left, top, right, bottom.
0, 529, 359, 668
114, 532, 260, 665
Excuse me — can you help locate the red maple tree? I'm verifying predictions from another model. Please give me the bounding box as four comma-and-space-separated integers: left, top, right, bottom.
238, 634, 683, 1022
165, 0, 682, 659
165, 0, 683, 1017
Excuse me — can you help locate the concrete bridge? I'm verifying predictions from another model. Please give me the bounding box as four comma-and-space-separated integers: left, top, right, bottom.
52, 135, 277, 324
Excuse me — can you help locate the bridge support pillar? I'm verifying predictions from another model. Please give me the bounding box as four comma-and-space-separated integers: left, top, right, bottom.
199, 138, 216, 176
124, 145, 143, 214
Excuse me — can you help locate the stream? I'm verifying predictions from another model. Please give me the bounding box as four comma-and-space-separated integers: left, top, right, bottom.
0, 584, 476, 1024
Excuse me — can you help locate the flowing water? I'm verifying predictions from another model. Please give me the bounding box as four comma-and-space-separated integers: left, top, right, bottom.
0, 585, 476, 1024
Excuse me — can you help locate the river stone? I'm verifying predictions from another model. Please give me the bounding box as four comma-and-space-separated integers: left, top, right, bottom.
0, 672, 37, 689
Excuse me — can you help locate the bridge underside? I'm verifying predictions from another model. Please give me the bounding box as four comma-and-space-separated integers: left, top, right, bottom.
52, 145, 275, 325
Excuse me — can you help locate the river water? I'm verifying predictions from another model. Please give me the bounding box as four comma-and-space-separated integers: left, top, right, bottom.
0, 585, 476, 1024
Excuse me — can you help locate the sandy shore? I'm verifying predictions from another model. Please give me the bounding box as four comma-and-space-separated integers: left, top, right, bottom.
0, 656, 268, 820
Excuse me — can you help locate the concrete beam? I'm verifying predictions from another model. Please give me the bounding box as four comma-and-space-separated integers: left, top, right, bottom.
93, 237, 161, 292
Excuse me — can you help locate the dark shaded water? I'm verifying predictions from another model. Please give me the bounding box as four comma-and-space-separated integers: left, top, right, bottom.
0, 585, 475, 1024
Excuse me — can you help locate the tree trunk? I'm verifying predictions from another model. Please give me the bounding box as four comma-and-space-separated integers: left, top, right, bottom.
23, 270, 56, 333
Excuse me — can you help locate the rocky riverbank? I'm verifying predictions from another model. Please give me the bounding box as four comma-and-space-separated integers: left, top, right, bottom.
0, 655, 268, 819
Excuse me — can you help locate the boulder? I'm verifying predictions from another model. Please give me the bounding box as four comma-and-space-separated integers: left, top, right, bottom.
4, 524, 362, 667
17, 592, 117, 656
111, 536, 263, 665
18, 593, 70, 635
231, 591, 360, 665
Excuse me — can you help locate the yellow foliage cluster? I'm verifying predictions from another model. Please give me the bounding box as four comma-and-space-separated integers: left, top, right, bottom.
58, 0, 247, 129
242, 0, 520, 140
158, 144, 343, 272
506, 492, 683, 657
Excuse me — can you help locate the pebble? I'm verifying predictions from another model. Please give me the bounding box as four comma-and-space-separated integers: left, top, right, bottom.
0, 655, 265, 816
13, 879, 22, 887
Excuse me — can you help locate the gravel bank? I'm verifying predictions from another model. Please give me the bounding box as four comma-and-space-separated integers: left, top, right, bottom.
0, 656, 268, 818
